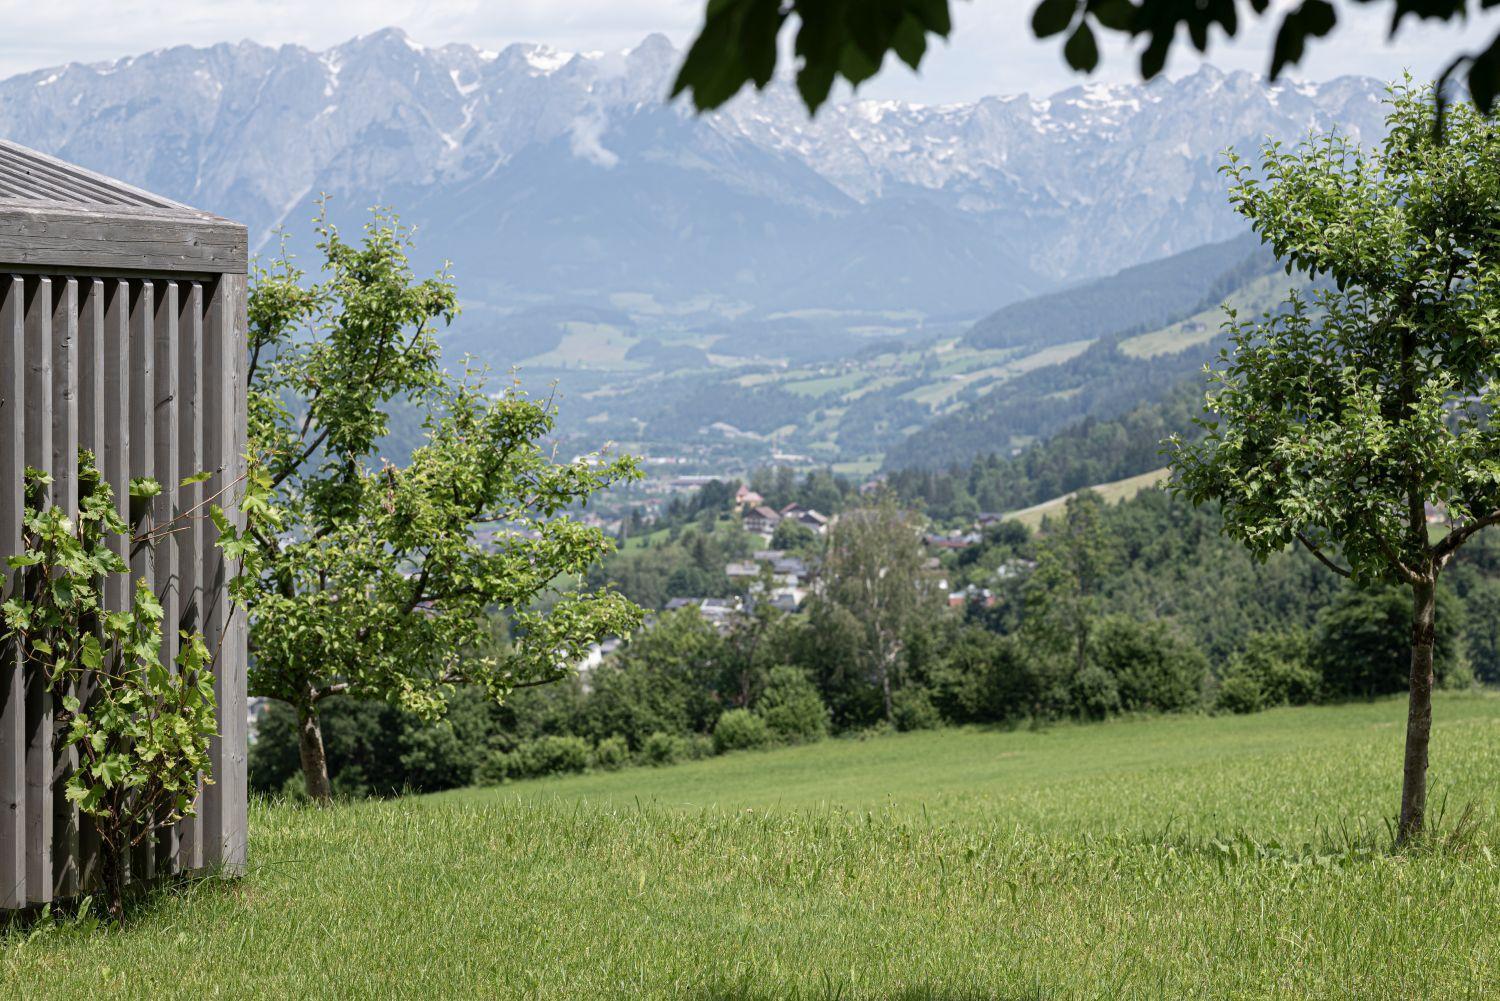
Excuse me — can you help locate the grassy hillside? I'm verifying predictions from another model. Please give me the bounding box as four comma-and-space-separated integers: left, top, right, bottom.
1003, 467, 1170, 530
8, 694, 1497, 998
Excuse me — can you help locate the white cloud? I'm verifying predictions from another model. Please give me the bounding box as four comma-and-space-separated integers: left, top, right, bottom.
569, 107, 620, 168
0, 0, 1493, 102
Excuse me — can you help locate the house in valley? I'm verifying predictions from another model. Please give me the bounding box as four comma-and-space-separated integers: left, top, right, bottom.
743, 504, 782, 536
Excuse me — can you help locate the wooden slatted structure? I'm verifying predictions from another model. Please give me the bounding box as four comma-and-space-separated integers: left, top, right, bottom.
0, 140, 248, 909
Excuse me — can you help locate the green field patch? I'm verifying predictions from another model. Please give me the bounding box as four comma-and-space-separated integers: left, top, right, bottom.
523, 323, 643, 370
1119, 274, 1295, 359
1006, 467, 1171, 530
785, 371, 868, 397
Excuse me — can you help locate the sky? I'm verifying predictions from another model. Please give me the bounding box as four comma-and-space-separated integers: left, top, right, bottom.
0, 0, 1493, 103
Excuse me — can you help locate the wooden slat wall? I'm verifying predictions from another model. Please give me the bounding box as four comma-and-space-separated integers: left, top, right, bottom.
0, 270, 248, 908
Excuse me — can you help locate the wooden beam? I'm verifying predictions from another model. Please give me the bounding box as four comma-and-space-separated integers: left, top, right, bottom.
0, 206, 247, 276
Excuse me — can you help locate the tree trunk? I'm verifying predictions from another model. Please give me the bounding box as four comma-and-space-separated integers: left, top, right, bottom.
1398, 577, 1437, 845
99, 840, 126, 923
297, 704, 333, 806
881, 660, 893, 722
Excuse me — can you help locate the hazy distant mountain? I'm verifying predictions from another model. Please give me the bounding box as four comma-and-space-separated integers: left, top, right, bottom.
0, 28, 1387, 321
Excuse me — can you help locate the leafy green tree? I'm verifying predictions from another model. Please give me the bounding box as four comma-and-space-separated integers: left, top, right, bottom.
1025, 490, 1119, 689
770, 517, 818, 553
583, 608, 726, 747
1312, 584, 1466, 698
244, 210, 641, 803
821, 499, 934, 721
1171, 87, 1500, 842
924, 627, 1038, 724
675, 1, 1500, 116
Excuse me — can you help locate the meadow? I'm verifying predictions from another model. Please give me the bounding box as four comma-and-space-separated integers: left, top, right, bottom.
5, 693, 1497, 999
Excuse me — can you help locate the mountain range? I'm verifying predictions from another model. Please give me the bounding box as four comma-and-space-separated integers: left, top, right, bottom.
0, 28, 1387, 325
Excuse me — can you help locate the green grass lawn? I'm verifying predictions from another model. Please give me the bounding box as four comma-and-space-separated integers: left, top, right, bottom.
6, 694, 1498, 998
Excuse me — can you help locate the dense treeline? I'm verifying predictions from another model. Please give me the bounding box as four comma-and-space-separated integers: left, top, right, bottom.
889, 384, 1204, 520
251, 484, 1490, 797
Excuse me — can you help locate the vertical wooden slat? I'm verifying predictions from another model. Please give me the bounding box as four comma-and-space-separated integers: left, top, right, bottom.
22, 277, 53, 904
127, 279, 156, 886
79, 280, 106, 466
152, 281, 180, 875
102, 281, 131, 618
50, 277, 80, 901
74, 279, 107, 893
211, 273, 248, 872
0, 275, 25, 909
95, 279, 130, 891
175, 282, 204, 872
201, 274, 243, 870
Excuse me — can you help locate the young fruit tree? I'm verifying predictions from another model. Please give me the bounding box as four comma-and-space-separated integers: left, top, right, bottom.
1170, 84, 1500, 843
241, 210, 642, 803
3, 458, 217, 921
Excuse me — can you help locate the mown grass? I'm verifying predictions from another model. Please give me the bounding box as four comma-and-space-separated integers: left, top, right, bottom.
1004, 468, 1169, 531
5, 694, 1497, 999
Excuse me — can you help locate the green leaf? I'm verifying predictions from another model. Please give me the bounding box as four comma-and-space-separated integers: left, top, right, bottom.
180, 470, 213, 487
1032, 0, 1078, 39
1064, 22, 1100, 72
1270, 0, 1337, 79
129, 477, 163, 500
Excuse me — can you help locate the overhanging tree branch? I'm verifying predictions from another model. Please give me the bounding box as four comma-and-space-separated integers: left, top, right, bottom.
1295, 531, 1352, 578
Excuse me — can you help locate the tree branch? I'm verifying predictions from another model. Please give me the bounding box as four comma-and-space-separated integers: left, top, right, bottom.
1434, 508, 1500, 561
1296, 532, 1353, 578
312, 681, 349, 702
269, 425, 332, 490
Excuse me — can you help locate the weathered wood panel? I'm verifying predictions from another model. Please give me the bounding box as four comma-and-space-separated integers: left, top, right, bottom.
50, 277, 79, 901
0, 141, 250, 910
0, 276, 25, 909
0, 272, 248, 907
22, 277, 53, 904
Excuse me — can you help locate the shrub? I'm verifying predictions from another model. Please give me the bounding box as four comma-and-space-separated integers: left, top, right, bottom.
927, 629, 1038, 724
641, 731, 689, 766
474, 750, 516, 786
476, 735, 592, 783
592, 735, 630, 771
713, 709, 774, 753
756, 665, 829, 743
1089, 615, 1207, 713
1217, 629, 1319, 713
1213, 673, 1264, 715
891, 687, 941, 731
1071, 664, 1121, 720
685, 733, 716, 760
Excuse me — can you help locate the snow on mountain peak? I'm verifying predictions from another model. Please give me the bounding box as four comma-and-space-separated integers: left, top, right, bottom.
0, 29, 1389, 294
